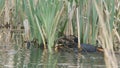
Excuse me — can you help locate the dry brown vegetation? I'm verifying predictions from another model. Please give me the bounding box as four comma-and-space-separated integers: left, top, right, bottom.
0, 0, 120, 68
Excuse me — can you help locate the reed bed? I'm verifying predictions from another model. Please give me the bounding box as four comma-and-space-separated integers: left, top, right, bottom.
0, 0, 120, 68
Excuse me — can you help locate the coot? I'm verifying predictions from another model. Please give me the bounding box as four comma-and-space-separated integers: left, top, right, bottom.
80, 44, 97, 52
73, 37, 103, 53
73, 43, 97, 54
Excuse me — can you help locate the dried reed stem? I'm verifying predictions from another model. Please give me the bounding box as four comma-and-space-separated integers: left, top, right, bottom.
76, 7, 81, 49
94, 0, 118, 68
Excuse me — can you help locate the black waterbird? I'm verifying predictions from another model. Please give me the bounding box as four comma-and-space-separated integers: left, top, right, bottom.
73, 37, 103, 53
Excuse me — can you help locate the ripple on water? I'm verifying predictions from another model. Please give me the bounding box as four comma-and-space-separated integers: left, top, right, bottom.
4, 64, 16, 68
7, 49, 18, 55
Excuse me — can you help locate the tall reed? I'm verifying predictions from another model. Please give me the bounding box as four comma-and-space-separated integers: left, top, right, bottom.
0, 0, 120, 67
22, 0, 64, 53
0, 0, 5, 15
94, 0, 118, 68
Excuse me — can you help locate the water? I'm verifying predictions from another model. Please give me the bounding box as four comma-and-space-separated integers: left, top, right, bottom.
0, 44, 120, 68
0, 30, 120, 68
0, 43, 105, 68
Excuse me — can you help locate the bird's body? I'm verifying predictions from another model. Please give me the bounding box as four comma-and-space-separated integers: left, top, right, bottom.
73, 43, 104, 54
80, 44, 97, 52
73, 37, 103, 53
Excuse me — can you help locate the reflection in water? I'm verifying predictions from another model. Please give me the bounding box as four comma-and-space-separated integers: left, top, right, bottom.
0, 45, 17, 68
0, 37, 119, 68
0, 44, 112, 68
4, 50, 17, 68
0, 33, 108, 68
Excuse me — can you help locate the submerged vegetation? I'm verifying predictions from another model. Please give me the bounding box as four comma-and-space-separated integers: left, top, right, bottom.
0, 0, 120, 68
